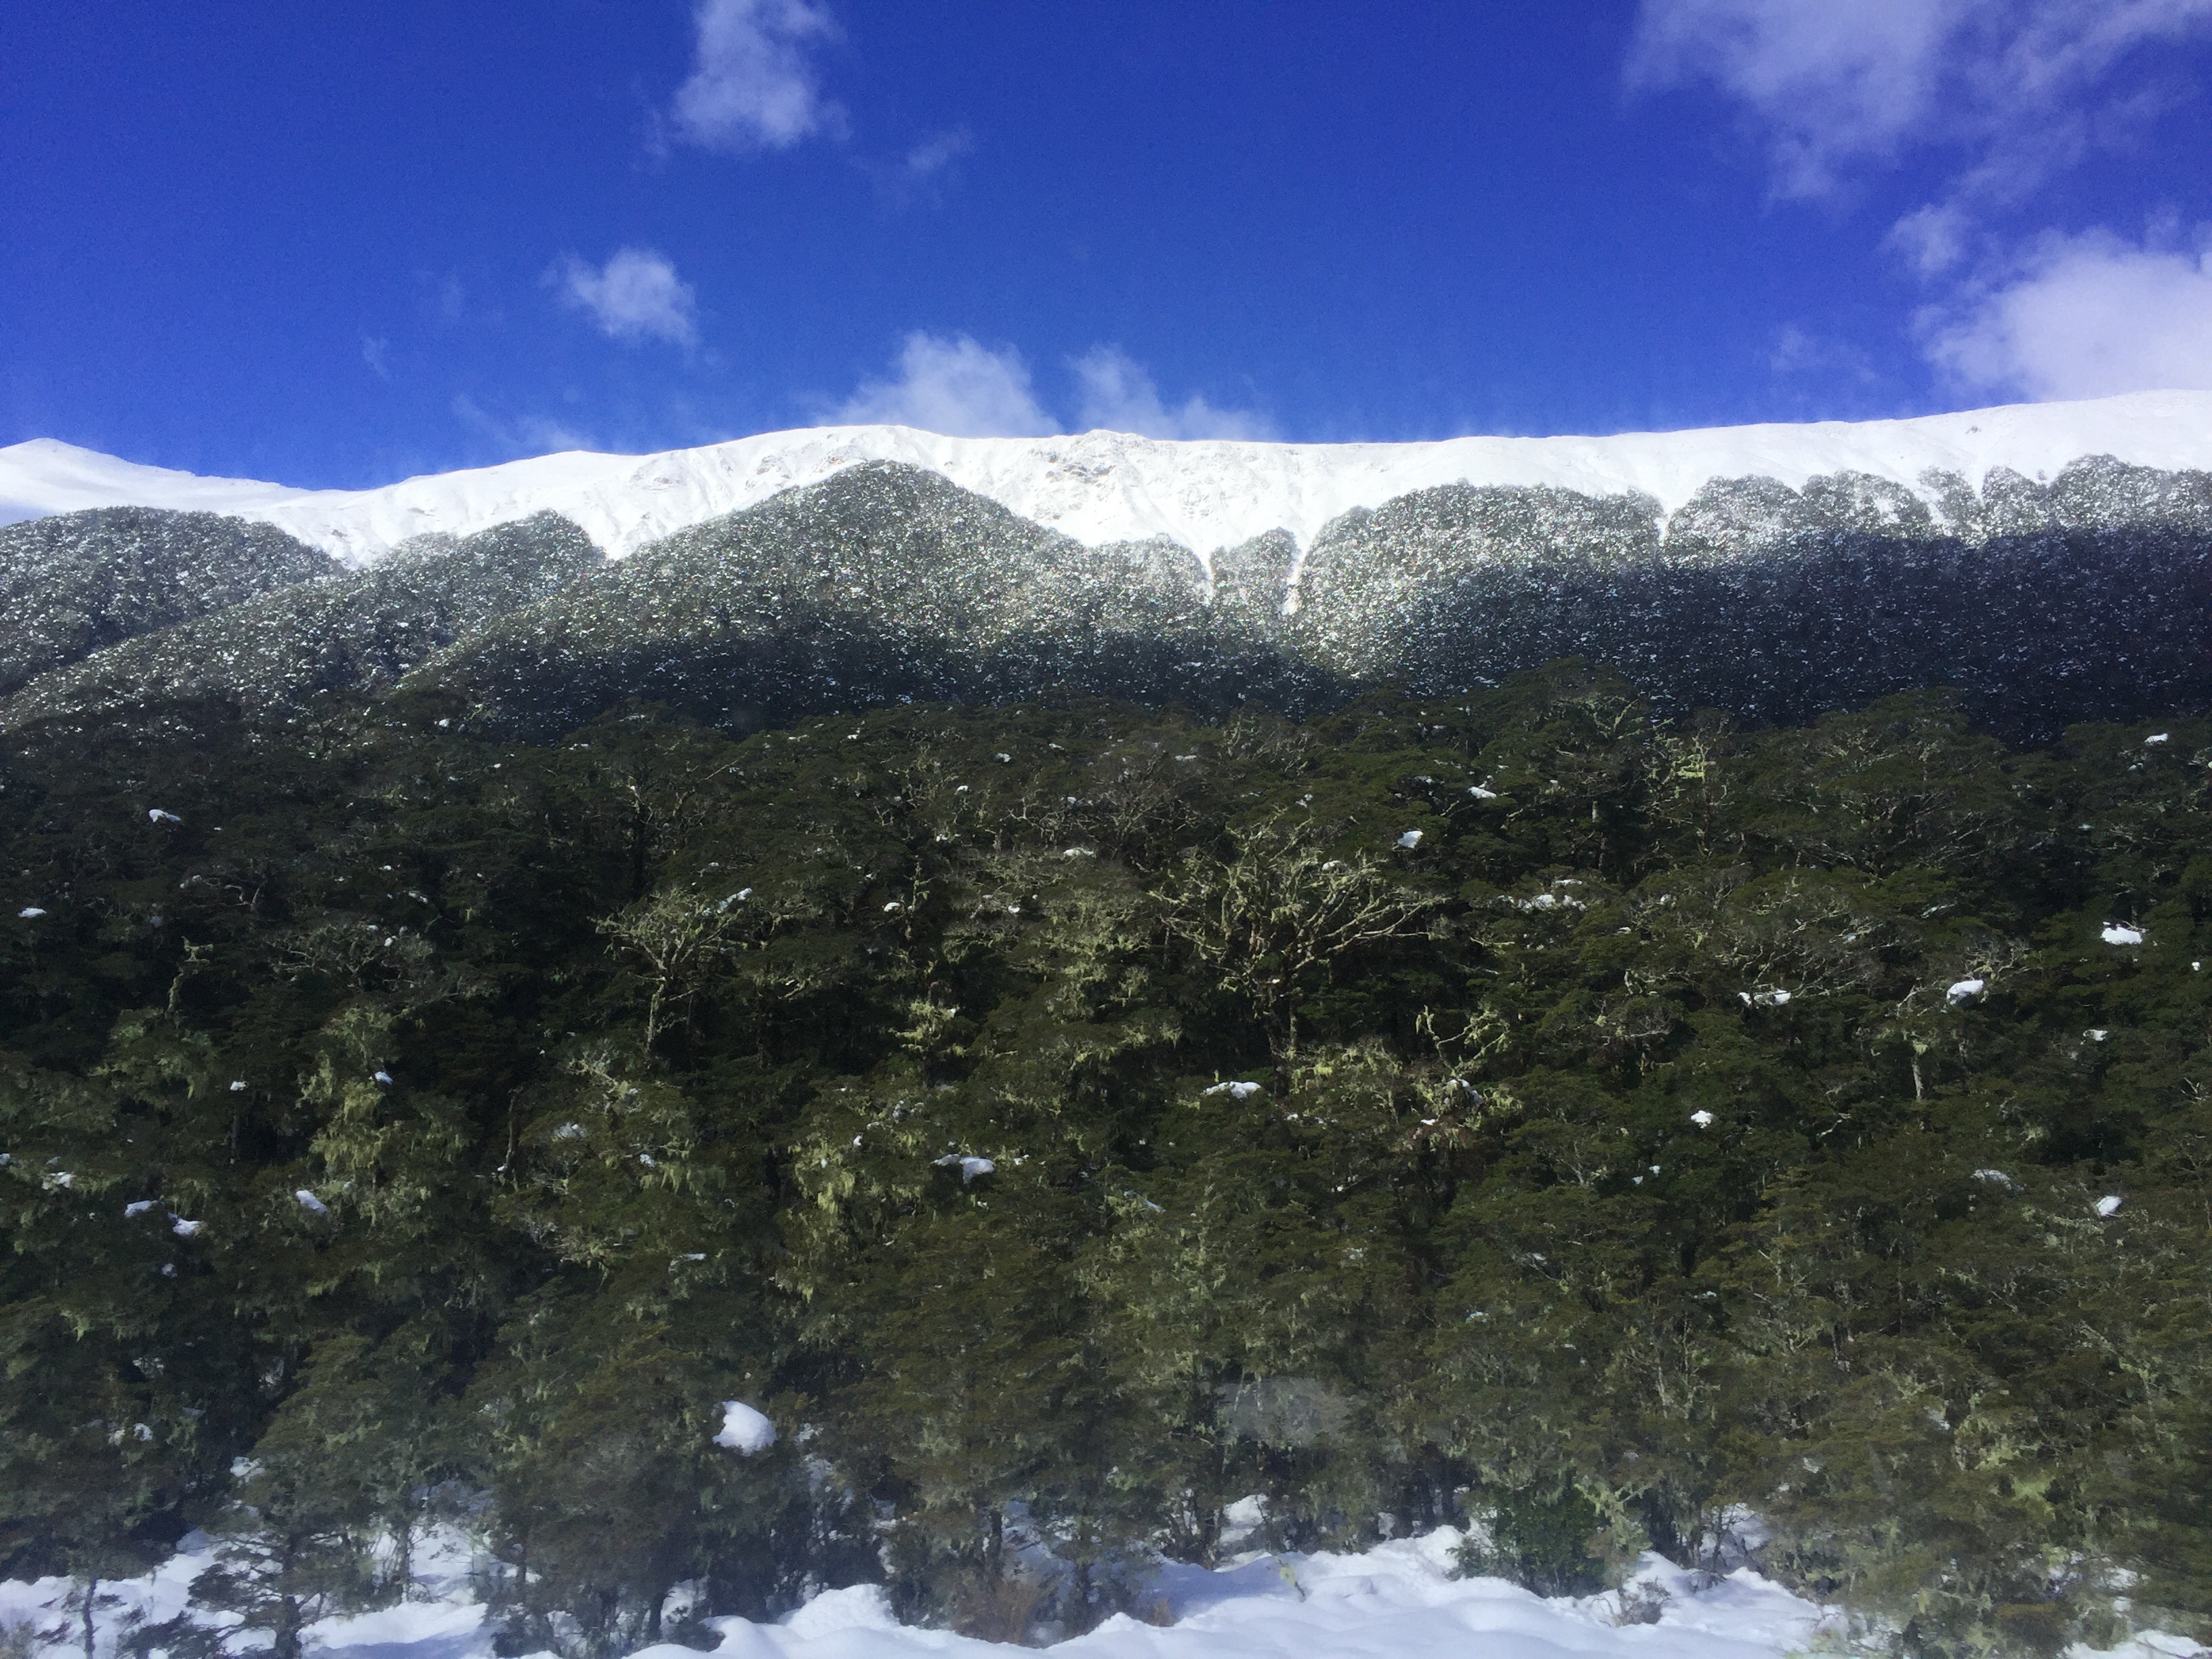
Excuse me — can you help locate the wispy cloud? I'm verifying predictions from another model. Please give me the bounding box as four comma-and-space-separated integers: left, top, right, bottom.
1767, 323, 1877, 384
451, 394, 596, 459
361, 335, 392, 382
902, 128, 972, 180
1072, 346, 1275, 441
1885, 202, 1976, 277
1627, 0, 2212, 202
546, 248, 699, 348
1921, 228, 2212, 398
861, 127, 975, 209
831, 333, 1057, 436
668, 0, 845, 155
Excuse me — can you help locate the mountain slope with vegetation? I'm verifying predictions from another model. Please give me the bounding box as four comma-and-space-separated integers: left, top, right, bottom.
2, 455, 2207, 745
401, 455, 2212, 742
1, 514, 600, 730
0, 508, 335, 699
3, 667, 2207, 1658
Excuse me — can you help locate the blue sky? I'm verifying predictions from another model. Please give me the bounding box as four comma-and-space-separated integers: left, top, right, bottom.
5, 0, 2211, 487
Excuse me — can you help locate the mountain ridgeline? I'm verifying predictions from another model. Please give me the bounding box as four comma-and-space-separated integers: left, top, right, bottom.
1, 451, 2208, 740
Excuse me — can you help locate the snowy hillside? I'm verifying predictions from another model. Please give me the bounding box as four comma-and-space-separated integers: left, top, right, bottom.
0, 1530, 1843, 1659
4, 390, 2209, 564
3, 1526, 2200, 1659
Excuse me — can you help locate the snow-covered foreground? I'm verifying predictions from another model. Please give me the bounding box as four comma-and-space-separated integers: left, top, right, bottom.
4, 1529, 2205, 1659
4, 390, 2210, 563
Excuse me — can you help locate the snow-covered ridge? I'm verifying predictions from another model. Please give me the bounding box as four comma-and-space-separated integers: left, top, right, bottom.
5, 390, 2210, 566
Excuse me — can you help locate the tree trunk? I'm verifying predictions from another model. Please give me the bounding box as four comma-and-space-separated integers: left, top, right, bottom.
81, 1575, 98, 1659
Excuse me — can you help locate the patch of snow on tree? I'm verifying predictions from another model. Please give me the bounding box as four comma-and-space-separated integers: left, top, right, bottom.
713, 1400, 777, 1454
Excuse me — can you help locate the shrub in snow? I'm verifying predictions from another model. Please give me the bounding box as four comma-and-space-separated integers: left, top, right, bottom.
1397, 830, 1423, 849
2102, 924, 2144, 945
16, 907, 45, 918
1689, 1110, 1715, 1128
933, 1153, 996, 1183
293, 1189, 329, 1214
2095, 1195, 2123, 1217
147, 808, 182, 824
1946, 978, 1986, 1006
1205, 1080, 1263, 1099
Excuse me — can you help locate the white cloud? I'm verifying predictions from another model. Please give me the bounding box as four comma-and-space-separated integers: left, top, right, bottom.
1628, 0, 2212, 199
547, 248, 699, 347
1922, 229, 2212, 398
361, 335, 392, 381
670, 0, 844, 154
832, 333, 1058, 436
1072, 346, 1275, 441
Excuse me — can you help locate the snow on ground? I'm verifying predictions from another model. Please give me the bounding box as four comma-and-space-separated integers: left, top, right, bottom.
4, 1527, 2204, 1659
3, 390, 2209, 565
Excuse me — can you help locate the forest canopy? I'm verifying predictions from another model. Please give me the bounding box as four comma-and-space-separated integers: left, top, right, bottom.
2, 662, 2208, 1659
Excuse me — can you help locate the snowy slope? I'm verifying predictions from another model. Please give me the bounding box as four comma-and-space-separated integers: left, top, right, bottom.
0, 1532, 1832, 1659
4, 1527, 2201, 1659
4, 390, 2209, 565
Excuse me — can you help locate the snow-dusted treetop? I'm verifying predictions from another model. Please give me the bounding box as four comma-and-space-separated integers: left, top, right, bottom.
3, 390, 2209, 566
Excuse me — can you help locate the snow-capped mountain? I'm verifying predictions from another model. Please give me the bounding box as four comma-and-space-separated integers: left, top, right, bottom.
5, 390, 2210, 564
